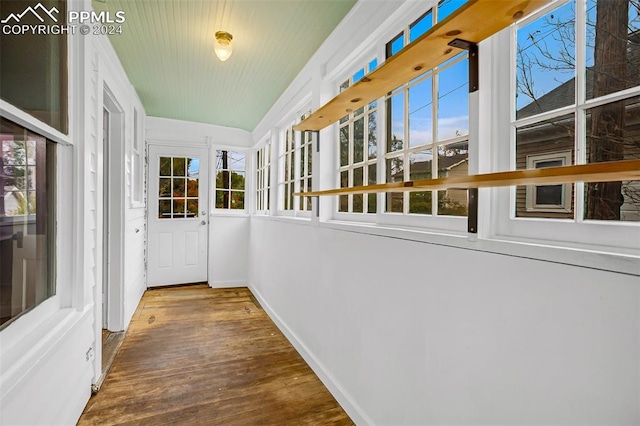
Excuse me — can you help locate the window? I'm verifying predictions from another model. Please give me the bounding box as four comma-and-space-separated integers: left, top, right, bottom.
215, 150, 246, 210
0, 0, 68, 133
158, 156, 199, 218
278, 126, 295, 211
514, 0, 640, 222
278, 112, 311, 214
384, 50, 469, 216
525, 151, 573, 213
256, 142, 271, 213
338, 60, 378, 214
0, 118, 56, 329
131, 109, 143, 206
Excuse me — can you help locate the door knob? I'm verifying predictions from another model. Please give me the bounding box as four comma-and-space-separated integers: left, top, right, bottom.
201, 220, 207, 225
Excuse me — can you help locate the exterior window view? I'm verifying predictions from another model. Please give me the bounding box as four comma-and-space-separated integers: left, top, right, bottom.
1, 0, 639, 425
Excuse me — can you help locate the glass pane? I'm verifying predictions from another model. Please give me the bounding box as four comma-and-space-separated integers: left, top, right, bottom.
353, 194, 364, 213
187, 177, 198, 197
386, 156, 404, 213
410, 10, 433, 42
354, 118, 364, 163
368, 111, 377, 159
516, 114, 575, 218
173, 157, 186, 177
159, 157, 171, 176
307, 144, 312, 177
437, 140, 469, 216
516, 1, 576, 118
438, 0, 468, 22
0, 0, 68, 133
231, 191, 245, 209
216, 171, 229, 190
229, 152, 245, 171
187, 157, 199, 177
369, 58, 378, 71
339, 171, 348, 212
409, 77, 433, 147
231, 171, 245, 190
173, 198, 185, 216
173, 178, 185, 197
368, 163, 377, 213
288, 151, 294, 181
353, 68, 365, 83
186, 199, 198, 217
354, 167, 363, 186
340, 126, 349, 167
586, 0, 640, 100
216, 190, 229, 209
409, 149, 432, 214
158, 200, 171, 218
299, 145, 306, 178
388, 92, 404, 152
438, 58, 468, 140
159, 178, 171, 197
585, 95, 640, 221
388, 33, 404, 57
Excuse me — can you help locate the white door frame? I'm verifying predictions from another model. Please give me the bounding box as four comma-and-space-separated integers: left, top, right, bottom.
98, 86, 126, 332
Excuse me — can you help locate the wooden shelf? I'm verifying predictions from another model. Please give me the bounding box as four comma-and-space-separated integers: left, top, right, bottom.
294, 160, 640, 197
294, 0, 549, 132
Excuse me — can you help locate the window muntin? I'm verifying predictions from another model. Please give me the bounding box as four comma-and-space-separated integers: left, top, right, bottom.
0, 118, 56, 329
338, 61, 378, 214
384, 53, 469, 216
0, 0, 68, 133
215, 150, 245, 210
158, 156, 199, 218
256, 142, 271, 213
514, 0, 640, 222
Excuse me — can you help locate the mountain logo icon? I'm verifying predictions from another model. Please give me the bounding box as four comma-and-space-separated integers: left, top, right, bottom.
1, 3, 59, 24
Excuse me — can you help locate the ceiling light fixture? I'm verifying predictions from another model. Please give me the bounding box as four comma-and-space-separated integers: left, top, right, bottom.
214, 31, 233, 62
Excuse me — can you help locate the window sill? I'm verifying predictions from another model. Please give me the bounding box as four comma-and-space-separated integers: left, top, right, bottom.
319, 220, 639, 276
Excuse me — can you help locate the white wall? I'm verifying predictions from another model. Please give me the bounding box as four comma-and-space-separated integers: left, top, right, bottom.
0, 0, 148, 423
249, 218, 640, 425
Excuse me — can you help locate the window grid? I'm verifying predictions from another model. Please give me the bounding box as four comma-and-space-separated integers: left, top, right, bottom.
384, 52, 470, 217
278, 125, 296, 211
158, 156, 199, 218
256, 142, 271, 213
338, 60, 378, 214
215, 150, 246, 210
513, 0, 640, 222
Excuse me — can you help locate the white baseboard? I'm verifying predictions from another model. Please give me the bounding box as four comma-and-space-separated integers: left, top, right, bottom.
209, 280, 247, 288
248, 283, 374, 426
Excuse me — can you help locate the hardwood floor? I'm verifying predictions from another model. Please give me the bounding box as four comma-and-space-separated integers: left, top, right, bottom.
78, 285, 353, 425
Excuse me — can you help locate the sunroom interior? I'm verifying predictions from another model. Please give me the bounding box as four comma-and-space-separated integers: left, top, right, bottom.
1, 0, 639, 424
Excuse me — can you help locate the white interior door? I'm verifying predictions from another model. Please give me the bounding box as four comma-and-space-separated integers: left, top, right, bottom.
147, 145, 209, 287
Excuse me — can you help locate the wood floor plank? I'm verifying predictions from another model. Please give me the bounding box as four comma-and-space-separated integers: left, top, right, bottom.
78, 285, 352, 426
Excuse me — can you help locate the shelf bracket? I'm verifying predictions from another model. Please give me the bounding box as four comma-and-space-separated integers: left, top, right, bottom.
448, 38, 479, 234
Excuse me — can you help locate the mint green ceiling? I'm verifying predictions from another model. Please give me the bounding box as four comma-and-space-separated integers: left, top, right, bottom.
92, 0, 356, 132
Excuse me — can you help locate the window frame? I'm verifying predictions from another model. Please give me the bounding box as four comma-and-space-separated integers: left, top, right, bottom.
487, 0, 640, 251
213, 148, 248, 213
255, 138, 272, 215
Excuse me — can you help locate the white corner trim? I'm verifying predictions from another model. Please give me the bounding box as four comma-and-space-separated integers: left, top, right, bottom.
249, 284, 375, 426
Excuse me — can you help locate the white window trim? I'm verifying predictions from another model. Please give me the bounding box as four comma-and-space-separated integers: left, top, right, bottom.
129, 107, 144, 208
525, 151, 572, 212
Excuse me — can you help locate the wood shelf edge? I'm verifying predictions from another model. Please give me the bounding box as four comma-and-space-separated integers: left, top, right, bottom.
294, 160, 640, 197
